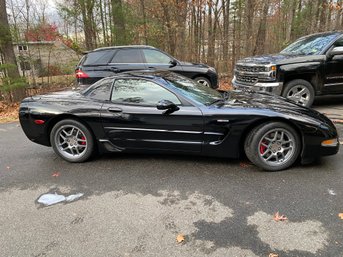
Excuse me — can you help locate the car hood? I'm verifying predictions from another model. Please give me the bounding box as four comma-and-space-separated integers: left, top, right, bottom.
236, 54, 325, 66
216, 90, 331, 125
179, 61, 210, 69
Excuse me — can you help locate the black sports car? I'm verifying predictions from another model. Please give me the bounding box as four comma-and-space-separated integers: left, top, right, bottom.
19, 71, 339, 171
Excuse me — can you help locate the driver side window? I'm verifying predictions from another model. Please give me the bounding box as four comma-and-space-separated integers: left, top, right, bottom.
142, 49, 172, 64
111, 79, 181, 106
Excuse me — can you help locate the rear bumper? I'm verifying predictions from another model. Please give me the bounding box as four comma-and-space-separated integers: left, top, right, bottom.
232, 76, 283, 95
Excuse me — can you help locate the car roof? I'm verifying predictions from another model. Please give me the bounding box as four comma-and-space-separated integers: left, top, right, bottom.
99, 70, 181, 82
114, 70, 173, 79
299, 31, 343, 39
91, 45, 157, 52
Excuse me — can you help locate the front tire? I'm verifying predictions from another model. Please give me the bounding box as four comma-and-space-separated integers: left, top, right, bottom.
194, 77, 212, 88
282, 79, 315, 107
244, 122, 301, 171
50, 119, 94, 163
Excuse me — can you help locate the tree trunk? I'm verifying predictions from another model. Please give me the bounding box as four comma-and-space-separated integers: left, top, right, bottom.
140, 0, 148, 45
79, 0, 96, 49
319, 0, 327, 32
253, 0, 270, 55
244, 0, 254, 56
0, 0, 25, 102
222, 0, 230, 72
111, 0, 126, 45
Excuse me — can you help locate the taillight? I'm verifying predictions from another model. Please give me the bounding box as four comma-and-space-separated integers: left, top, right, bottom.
34, 119, 45, 125
75, 69, 89, 78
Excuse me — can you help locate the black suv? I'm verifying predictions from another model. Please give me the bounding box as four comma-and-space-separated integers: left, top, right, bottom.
233, 31, 343, 107
76, 45, 218, 88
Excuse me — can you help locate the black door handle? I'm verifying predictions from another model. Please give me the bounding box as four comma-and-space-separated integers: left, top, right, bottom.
108, 107, 122, 113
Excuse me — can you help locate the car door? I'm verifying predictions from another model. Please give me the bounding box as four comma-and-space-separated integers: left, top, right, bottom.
324, 36, 343, 93
101, 78, 204, 153
108, 48, 146, 72
141, 49, 184, 73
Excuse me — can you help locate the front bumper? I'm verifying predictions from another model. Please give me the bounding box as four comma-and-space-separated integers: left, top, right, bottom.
232, 76, 283, 95
207, 71, 219, 89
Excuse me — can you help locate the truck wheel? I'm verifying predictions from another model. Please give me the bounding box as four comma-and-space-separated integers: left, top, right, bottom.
194, 77, 212, 88
282, 79, 315, 107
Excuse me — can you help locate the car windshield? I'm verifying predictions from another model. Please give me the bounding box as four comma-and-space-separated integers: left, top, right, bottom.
163, 73, 222, 105
280, 33, 338, 55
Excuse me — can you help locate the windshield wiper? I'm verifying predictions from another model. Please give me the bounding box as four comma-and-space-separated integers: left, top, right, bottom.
208, 98, 225, 106
208, 92, 231, 106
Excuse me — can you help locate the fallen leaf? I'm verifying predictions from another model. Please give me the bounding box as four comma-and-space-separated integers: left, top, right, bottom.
273, 211, 288, 222
52, 171, 60, 177
6, 166, 10, 170
176, 234, 185, 243
339, 213, 343, 220
269, 253, 279, 257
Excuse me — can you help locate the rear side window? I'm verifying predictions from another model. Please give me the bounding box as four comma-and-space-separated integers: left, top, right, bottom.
83, 78, 113, 101
83, 50, 115, 65
111, 49, 144, 63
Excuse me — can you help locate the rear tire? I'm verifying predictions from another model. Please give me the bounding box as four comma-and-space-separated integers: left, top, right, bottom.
50, 119, 94, 163
282, 79, 315, 107
244, 122, 301, 171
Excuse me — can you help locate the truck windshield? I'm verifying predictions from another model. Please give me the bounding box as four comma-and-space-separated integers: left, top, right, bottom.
280, 34, 338, 56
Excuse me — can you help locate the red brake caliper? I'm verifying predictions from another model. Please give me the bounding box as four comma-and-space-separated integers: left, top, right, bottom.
81, 136, 86, 145
260, 141, 267, 154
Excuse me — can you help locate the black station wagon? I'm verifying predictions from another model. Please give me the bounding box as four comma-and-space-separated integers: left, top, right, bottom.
75, 45, 218, 88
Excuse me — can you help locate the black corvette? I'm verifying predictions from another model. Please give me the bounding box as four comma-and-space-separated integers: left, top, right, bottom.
19, 71, 339, 171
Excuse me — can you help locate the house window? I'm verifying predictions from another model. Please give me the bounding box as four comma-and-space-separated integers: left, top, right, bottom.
18, 45, 28, 51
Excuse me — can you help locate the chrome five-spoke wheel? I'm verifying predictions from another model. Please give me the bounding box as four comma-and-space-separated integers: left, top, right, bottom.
258, 128, 295, 167
245, 122, 301, 171
285, 85, 311, 106
282, 79, 315, 107
50, 119, 94, 162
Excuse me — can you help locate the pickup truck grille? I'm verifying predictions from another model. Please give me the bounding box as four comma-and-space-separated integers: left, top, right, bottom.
236, 74, 258, 85
235, 65, 267, 73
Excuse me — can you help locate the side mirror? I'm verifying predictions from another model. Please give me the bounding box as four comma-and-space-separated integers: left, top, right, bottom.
156, 99, 179, 114
169, 59, 177, 68
328, 46, 343, 58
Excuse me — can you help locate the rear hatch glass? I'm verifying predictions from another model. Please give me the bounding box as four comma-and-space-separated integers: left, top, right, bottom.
83, 50, 116, 66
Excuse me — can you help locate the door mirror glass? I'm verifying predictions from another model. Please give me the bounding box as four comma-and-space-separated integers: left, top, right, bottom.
156, 99, 180, 114
169, 59, 177, 67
